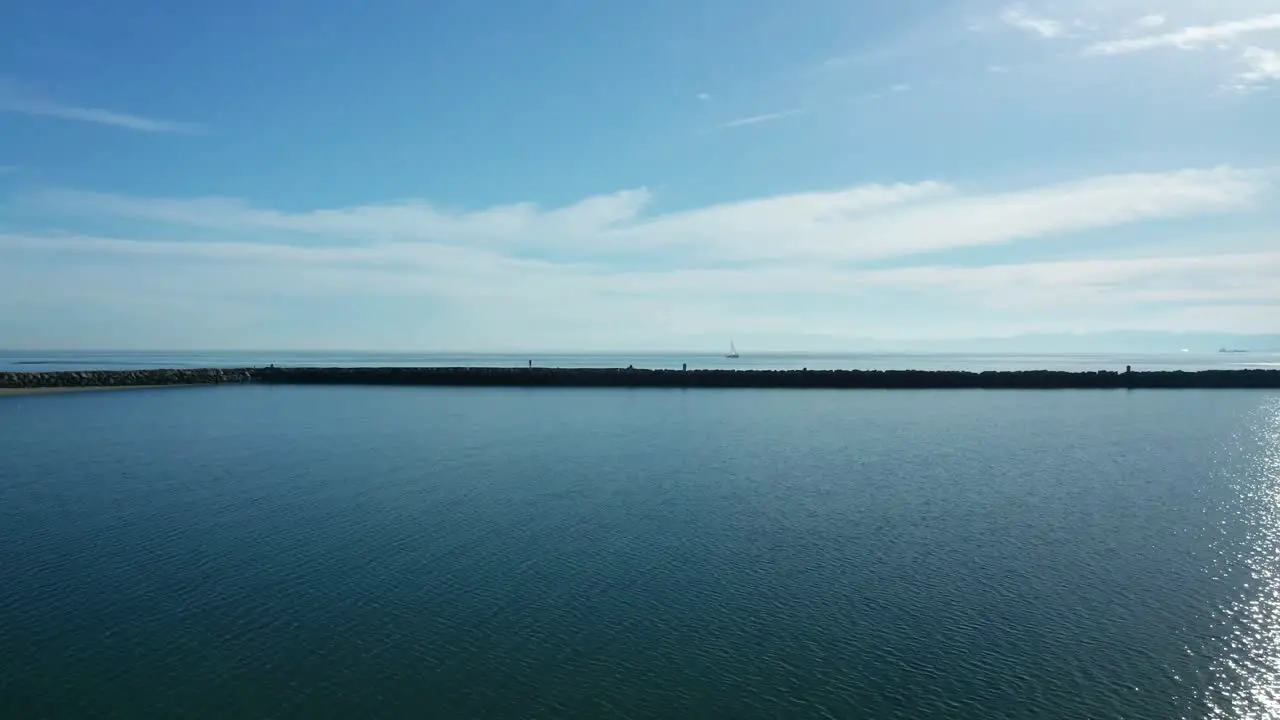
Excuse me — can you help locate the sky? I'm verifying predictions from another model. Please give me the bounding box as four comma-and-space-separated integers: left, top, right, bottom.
1, 0, 1278, 351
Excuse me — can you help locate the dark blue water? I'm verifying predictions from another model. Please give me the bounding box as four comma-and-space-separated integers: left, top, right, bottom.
2, 385, 1279, 718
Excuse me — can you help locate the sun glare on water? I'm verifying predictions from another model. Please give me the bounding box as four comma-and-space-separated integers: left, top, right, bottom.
1203, 398, 1280, 719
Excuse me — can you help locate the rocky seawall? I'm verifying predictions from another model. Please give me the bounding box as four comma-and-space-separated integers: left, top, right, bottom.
4, 366, 1280, 391
248, 366, 1280, 389
0, 368, 252, 390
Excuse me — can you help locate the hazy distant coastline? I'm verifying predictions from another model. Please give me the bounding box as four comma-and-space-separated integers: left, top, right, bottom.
5, 348, 1280, 376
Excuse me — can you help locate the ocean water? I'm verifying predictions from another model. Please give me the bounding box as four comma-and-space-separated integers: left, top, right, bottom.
2, 385, 1280, 719
2, 348, 1279, 372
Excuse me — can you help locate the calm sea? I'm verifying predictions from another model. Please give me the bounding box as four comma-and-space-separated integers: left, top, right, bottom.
2, 348, 1279, 372
3, 384, 1280, 718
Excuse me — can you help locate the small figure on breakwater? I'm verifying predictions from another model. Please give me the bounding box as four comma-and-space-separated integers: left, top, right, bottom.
1126, 365, 1131, 374
682, 363, 687, 371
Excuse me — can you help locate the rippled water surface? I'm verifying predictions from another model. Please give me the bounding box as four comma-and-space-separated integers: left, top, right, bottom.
2, 386, 1279, 719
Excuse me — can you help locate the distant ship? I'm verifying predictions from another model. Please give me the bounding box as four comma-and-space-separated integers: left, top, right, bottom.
726, 339, 740, 359
1219, 348, 1248, 353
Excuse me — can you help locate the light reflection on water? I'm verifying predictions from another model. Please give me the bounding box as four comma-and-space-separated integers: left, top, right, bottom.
1204, 397, 1280, 719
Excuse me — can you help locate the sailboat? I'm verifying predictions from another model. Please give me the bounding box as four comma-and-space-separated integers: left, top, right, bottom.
726, 338, 740, 359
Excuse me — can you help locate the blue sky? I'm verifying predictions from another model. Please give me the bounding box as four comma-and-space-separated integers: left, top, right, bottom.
1, 0, 1278, 351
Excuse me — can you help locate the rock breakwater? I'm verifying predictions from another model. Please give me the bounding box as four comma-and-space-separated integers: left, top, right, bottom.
5, 366, 1280, 391
0, 368, 252, 390
248, 366, 1280, 389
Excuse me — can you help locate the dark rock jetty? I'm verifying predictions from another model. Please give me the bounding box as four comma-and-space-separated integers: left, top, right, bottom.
4, 366, 1280, 391
249, 366, 1280, 389
0, 368, 252, 390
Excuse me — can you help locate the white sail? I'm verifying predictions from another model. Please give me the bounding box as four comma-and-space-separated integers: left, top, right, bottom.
727, 338, 739, 358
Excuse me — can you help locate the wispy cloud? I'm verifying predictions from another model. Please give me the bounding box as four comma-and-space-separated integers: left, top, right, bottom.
1083, 13, 1280, 56
956, 4, 1280, 95
7, 231, 1279, 296
5, 165, 1277, 347
0, 91, 204, 134
696, 92, 711, 101
1136, 14, 1166, 29
716, 108, 807, 129
1230, 45, 1280, 91
816, 2, 1280, 102
4, 236, 1278, 341
23, 166, 1269, 264
28, 187, 657, 244
999, 4, 1067, 38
